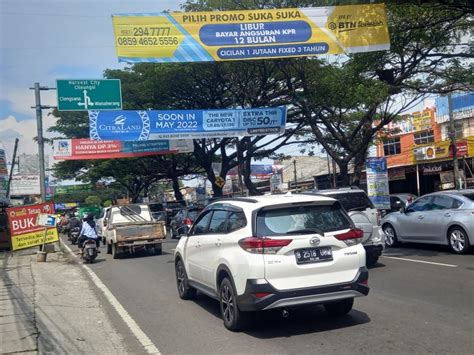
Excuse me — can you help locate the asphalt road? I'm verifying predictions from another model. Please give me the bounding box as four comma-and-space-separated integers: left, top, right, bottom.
65, 237, 474, 355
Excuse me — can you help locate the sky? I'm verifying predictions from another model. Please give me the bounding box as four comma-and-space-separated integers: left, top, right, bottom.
0, 0, 181, 163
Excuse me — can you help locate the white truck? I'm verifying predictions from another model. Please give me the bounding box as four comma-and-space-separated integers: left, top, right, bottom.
103, 204, 166, 259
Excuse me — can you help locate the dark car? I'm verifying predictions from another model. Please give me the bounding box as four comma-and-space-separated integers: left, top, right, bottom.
388, 193, 417, 213
149, 203, 166, 222
164, 201, 187, 225
169, 207, 203, 238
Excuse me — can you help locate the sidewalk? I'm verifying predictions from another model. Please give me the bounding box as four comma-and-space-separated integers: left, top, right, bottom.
0, 248, 128, 354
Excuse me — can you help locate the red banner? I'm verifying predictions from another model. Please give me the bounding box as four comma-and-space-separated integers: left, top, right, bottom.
7, 202, 58, 250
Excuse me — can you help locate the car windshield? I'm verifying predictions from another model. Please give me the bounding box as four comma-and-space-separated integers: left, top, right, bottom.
256, 204, 351, 236
149, 203, 164, 212
326, 192, 374, 211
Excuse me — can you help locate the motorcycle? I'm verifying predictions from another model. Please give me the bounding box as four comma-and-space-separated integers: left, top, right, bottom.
82, 239, 97, 263
69, 227, 81, 245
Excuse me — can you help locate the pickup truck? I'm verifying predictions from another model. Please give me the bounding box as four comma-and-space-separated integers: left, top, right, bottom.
103, 204, 166, 259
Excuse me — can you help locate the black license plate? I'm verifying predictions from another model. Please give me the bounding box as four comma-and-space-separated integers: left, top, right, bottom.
295, 247, 333, 264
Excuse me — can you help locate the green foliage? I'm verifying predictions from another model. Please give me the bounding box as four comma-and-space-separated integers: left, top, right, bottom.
85, 195, 101, 206
103, 200, 112, 207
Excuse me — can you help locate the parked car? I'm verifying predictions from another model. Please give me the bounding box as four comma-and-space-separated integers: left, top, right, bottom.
174, 194, 369, 331
382, 190, 474, 254
305, 187, 385, 267
388, 193, 417, 213
169, 207, 203, 238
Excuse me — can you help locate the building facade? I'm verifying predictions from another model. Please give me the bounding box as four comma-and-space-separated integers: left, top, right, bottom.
376, 93, 474, 195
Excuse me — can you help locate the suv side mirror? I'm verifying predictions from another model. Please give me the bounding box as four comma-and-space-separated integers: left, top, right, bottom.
400, 206, 406, 214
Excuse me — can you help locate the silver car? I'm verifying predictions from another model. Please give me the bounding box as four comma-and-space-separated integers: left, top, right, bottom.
382, 190, 474, 254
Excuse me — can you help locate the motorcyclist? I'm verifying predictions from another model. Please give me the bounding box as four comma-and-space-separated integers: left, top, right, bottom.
67, 214, 82, 239
77, 213, 100, 253
58, 213, 69, 233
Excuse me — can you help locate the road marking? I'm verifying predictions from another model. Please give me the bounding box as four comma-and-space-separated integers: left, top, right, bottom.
382, 256, 457, 268
62, 240, 161, 354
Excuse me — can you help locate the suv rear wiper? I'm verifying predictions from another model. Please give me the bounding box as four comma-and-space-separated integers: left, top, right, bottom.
286, 228, 323, 235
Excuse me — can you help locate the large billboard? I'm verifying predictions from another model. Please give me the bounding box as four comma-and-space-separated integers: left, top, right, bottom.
89, 108, 286, 140
435, 92, 474, 123
53, 138, 193, 160
112, 4, 390, 63
10, 175, 41, 196
7, 202, 59, 251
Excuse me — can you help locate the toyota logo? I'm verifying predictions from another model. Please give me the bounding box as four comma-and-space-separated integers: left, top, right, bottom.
310, 237, 320, 246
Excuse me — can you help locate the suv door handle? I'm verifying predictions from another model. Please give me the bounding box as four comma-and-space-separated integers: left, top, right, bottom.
215, 239, 222, 247
444, 213, 451, 217
417, 215, 424, 220
196, 241, 201, 248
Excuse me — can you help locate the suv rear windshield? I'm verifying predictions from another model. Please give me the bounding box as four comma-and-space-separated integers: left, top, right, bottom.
256, 204, 351, 236
325, 192, 374, 211
149, 203, 164, 212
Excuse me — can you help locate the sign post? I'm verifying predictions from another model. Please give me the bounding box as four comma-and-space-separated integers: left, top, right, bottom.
57, 79, 122, 111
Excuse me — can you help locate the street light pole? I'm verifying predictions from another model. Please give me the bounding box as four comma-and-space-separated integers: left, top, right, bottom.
30, 83, 56, 202
447, 93, 461, 189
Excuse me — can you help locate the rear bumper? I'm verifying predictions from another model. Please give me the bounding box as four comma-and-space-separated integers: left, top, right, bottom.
117, 239, 164, 247
237, 267, 369, 311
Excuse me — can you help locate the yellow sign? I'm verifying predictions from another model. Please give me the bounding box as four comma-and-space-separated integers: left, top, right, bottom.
112, 4, 390, 63
11, 228, 59, 251
412, 110, 432, 132
215, 176, 226, 188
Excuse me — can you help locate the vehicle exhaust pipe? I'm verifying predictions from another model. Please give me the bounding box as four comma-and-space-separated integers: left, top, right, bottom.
282, 308, 290, 318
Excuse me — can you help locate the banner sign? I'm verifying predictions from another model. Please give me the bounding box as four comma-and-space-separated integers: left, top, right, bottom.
366, 157, 390, 209
53, 184, 92, 195
112, 4, 390, 63
7, 202, 59, 251
53, 138, 193, 160
89, 108, 286, 140
386, 109, 433, 136
435, 92, 474, 123
10, 175, 41, 196
226, 164, 274, 179
55, 202, 80, 210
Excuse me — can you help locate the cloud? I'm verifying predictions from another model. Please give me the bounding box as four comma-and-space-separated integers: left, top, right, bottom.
0, 115, 57, 161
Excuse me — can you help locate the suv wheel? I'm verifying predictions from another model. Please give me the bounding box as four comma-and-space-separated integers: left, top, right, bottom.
448, 227, 470, 254
366, 255, 379, 267
383, 224, 399, 247
219, 278, 247, 331
175, 259, 196, 300
324, 298, 354, 316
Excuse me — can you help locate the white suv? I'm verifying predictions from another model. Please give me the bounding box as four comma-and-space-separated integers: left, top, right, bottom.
174, 194, 369, 331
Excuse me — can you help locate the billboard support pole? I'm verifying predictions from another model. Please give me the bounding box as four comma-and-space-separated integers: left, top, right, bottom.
30, 83, 56, 202
448, 93, 461, 190
6, 138, 19, 198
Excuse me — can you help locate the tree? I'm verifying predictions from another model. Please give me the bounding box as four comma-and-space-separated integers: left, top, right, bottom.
85, 195, 101, 206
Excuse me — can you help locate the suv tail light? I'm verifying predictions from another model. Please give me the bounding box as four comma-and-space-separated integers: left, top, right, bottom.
183, 218, 193, 225
334, 228, 364, 247
239, 237, 292, 254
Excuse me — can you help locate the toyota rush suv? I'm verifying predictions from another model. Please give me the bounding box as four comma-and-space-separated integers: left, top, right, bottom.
174, 194, 369, 331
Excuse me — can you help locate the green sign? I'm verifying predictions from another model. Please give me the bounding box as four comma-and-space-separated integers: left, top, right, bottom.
57, 79, 122, 111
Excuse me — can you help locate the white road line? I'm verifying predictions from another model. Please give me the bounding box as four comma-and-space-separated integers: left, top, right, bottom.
382, 256, 457, 268
61, 240, 161, 354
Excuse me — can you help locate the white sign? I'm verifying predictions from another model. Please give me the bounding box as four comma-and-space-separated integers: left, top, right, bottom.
270, 173, 283, 194
37, 213, 57, 227
10, 175, 41, 196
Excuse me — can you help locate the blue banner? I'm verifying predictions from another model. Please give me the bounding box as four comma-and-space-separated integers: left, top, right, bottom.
366, 157, 390, 210
89, 107, 286, 141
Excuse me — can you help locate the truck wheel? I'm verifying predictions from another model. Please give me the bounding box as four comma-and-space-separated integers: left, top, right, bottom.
106, 242, 112, 254
102, 237, 106, 246
324, 298, 354, 316
112, 243, 121, 259
153, 244, 162, 255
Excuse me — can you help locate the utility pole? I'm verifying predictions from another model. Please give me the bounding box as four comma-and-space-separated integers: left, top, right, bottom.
6, 138, 19, 198
448, 93, 461, 189
30, 83, 55, 202
293, 160, 297, 192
